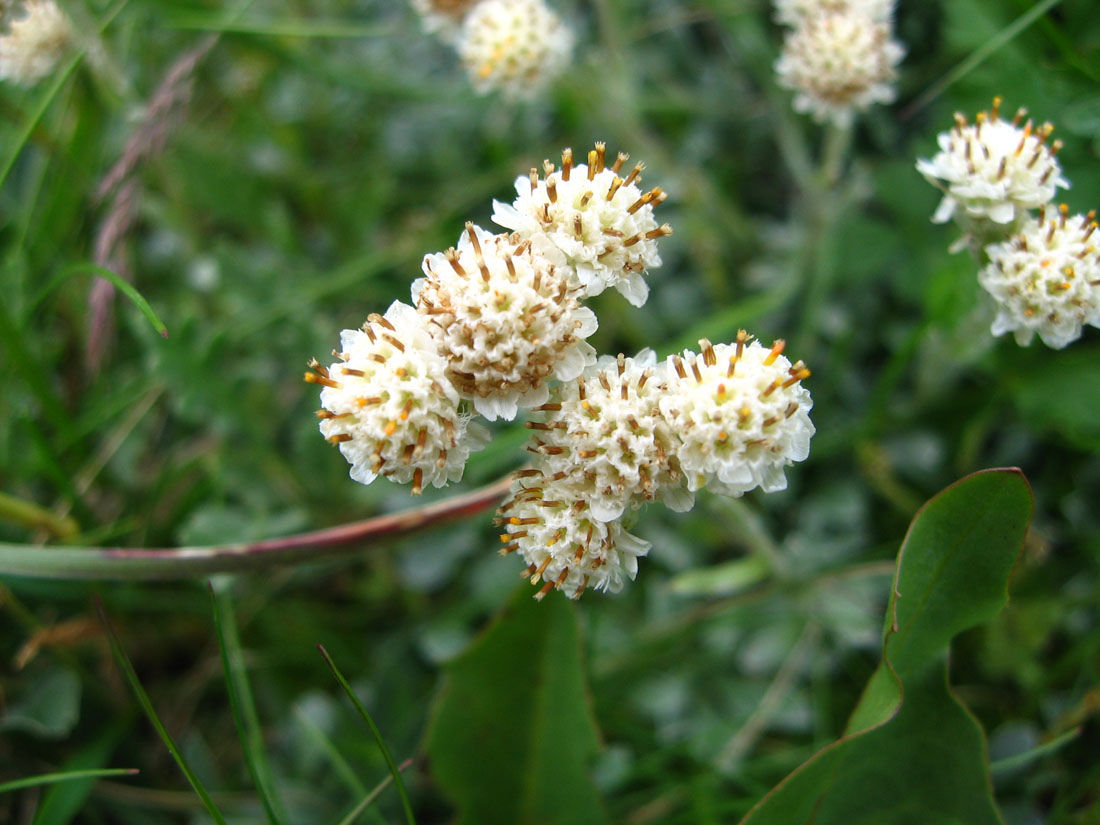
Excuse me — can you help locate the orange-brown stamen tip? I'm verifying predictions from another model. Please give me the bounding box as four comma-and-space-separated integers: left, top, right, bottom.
304, 372, 339, 388
384, 420, 397, 436
763, 339, 786, 366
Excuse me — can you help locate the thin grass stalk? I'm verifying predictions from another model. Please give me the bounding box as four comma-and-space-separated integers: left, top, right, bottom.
209, 582, 290, 825
96, 599, 229, 825
318, 646, 417, 825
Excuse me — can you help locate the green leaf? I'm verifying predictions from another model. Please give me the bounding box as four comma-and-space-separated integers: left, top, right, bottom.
0, 666, 81, 739
425, 585, 607, 825
740, 468, 1033, 825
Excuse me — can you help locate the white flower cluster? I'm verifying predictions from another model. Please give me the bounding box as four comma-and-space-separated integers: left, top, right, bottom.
979, 206, 1100, 349
312, 145, 813, 599
917, 98, 1068, 227
499, 334, 814, 600
919, 99, 1098, 348
311, 142, 670, 494
410, 0, 573, 100
0, 0, 70, 86
773, 0, 904, 127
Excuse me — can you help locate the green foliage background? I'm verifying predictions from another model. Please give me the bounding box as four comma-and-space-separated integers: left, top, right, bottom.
1, 0, 1098, 823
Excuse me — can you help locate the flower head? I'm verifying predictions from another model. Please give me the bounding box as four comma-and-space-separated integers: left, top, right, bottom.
917, 98, 1070, 225
660, 334, 814, 497
455, 0, 573, 100
492, 143, 673, 307
497, 478, 652, 600
979, 205, 1100, 348
409, 0, 478, 40
522, 350, 690, 521
0, 0, 71, 86
775, 9, 904, 127
773, 0, 894, 27
307, 301, 489, 493
414, 223, 597, 421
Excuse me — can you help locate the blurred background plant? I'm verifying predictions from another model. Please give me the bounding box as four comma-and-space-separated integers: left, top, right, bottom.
0, 0, 1098, 823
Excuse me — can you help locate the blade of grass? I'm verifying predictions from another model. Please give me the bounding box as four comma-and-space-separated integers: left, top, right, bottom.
292, 704, 368, 799
166, 16, 393, 38
317, 645, 417, 825
902, 0, 1064, 119
990, 727, 1081, 776
31, 263, 167, 338
95, 599, 229, 825
0, 491, 78, 540
209, 581, 290, 825
0, 768, 138, 795
333, 758, 415, 825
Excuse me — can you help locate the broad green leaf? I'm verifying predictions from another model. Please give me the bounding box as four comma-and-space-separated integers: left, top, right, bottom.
0, 666, 81, 739
426, 586, 607, 825
740, 468, 1033, 825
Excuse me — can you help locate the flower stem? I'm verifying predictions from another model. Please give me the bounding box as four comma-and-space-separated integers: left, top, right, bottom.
0, 476, 513, 581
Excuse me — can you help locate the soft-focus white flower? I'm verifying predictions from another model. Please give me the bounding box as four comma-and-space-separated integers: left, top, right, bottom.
455, 0, 573, 100
979, 205, 1100, 348
660, 334, 814, 497
523, 350, 691, 521
773, 0, 894, 27
413, 223, 597, 421
917, 98, 1069, 225
492, 143, 673, 307
0, 0, 71, 86
409, 0, 477, 41
775, 10, 904, 127
308, 301, 489, 493
497, 478, 651, 600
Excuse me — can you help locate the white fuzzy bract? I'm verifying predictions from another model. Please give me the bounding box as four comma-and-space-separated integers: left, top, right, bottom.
660, 335, 814, 497
492, 143, 673, 307
773, 0, 894, 27
979, 206, 1100, 349
0, 0, 70, 86
917, 99, 1070, 225
775, 10, 904, 127
498, 479, 652, 600
409, 0, 477, 41
524, 351, 691, 522
310, 301, 489, 493
413, 224, 597, 421
455, 0, 573, 100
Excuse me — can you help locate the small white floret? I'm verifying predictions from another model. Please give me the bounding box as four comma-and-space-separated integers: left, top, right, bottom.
523, 350, 690, 521
414, 223, 597, 421
0, 0, 71, 86
455, 0, 573, 101
492, 143, 673, 307
775, 9, 904, 127
497, 478, 651, 600
308, 301, 488, 494
917, 98, 1069, 226
979, 205, 1100, 349
660, 334, 814, 497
